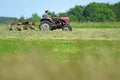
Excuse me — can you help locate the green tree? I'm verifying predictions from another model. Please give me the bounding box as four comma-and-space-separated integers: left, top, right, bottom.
26, 17, 32, 22
19, 16, 25, 22
58, 12, 68, 17
30, 13, 40, 22
67, 5, 84, 22
110, 2, 120, 21
83, 2, 116, 22
0, 17, 18, 24
48, 11, 57, 17
68, 14, 77, 22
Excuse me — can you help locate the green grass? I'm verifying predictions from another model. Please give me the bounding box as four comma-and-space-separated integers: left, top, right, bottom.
0, 23, 120, 80
0, 39, 120, 58
0, 39, 120, 80
71, 22, 120, 28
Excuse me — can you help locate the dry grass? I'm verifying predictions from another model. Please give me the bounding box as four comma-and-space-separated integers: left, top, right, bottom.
0, 24, 120, 40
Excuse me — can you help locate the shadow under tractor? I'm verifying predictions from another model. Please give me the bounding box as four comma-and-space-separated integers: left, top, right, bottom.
39, 17, 72, 31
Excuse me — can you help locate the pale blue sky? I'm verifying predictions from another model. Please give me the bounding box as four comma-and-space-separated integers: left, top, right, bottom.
0, 0, 119, 18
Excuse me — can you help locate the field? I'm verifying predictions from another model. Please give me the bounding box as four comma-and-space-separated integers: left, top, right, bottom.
0, 22, 120, 80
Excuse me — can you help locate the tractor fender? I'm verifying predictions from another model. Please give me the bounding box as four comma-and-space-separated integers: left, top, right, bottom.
40, 18, 52, 23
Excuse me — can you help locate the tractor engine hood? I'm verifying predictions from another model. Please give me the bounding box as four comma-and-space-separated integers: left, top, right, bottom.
59, 17, 70, 25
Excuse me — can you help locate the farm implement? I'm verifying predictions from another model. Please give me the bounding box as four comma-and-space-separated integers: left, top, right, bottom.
9, 22, 35, 31
9, 17, 72, 31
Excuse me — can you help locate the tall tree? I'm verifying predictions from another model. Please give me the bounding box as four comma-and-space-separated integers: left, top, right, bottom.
67, 5, 84, 22
19, 16, 25, 22
83, 2, 116, 22
58, 12, 68, 17
48, 11, 57, 17
31, 13, 40, 22
110, 2, 120, 21
0, 17, 18, 24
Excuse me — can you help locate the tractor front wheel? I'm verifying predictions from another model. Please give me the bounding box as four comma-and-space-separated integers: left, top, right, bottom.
62, 25, 72, 31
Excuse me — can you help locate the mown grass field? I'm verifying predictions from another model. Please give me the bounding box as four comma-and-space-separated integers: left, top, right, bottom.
0, 22, 120, 80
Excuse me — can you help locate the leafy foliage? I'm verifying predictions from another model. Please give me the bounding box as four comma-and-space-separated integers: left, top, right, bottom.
110, 2, 120, 21
26, 13, 40, 22
67, 5, 84, 22
0, 17, 18, 24
83, 2, 116, 22
31, 13, 40, 22
19, 16, 25, 22
48, 11, 57, 17
58, 2, 119, 22
58, 12, 68, 17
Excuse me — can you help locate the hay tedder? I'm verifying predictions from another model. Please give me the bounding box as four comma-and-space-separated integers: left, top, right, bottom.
9, 22, 35, 31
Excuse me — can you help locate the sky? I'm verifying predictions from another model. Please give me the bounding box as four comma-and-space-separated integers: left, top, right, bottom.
0, 0, 119, 18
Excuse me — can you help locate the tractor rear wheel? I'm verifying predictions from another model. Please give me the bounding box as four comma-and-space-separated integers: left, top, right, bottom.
39, 21, 52, 31
62, 25, 72, 31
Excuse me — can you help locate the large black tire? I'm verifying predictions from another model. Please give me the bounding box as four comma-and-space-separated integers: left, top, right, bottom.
62, 25, 72, 31
39, 21, 52, 31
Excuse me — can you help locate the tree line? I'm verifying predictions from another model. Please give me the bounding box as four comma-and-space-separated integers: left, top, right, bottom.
0, 2, 120, 24
0, 13, 40, 24
58, 2, 120, 22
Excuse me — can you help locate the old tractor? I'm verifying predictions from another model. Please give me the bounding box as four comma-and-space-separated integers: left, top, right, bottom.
39, 17, 72, 31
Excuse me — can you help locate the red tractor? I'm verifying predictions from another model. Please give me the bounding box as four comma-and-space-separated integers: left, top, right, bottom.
39, 17, 72, 31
